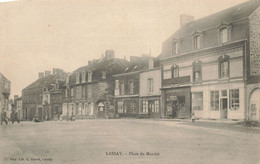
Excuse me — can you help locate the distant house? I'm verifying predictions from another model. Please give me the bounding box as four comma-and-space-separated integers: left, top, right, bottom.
22, 69, 67, 121
61, 50, 129, 119
114, 56, 160, 118
0, 72, 11, 122
159, 0, 260, 121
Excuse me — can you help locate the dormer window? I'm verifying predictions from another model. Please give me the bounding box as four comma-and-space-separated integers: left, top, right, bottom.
172, 42, 180, 55
82, 72, 86, 83
88, 71, 92, 82
171, 65, 179, 78
193, 35, 201, 50
218, 25, 231, 44
76, 73, 80, 84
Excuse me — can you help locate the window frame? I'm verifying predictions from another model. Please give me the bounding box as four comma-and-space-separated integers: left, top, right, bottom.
192, 60, 202, 82
218, 55, 230, 79
171, 65, 179, 78
229, 89, 240, 110
147, 78, 153, 93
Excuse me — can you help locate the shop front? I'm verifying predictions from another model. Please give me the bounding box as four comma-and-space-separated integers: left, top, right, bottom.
191, 82, 245, 120
139, 96, 160, 118
163, 87, 191, 119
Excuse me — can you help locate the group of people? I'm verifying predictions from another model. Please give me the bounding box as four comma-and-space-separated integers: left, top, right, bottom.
1, 110, 20, 125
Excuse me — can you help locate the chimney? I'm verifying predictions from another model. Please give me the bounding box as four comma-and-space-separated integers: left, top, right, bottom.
180, 14, 194, 27
105, 50, 115, 60
148, 58, 154, 69
45, 70, 51, 76
38, 72, 44, 79
14, 95, 19, 101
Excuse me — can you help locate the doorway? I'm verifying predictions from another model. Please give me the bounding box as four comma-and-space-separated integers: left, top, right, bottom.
220, 98, 228, 119
148, 101, 155, 117
249, 89, 260, 121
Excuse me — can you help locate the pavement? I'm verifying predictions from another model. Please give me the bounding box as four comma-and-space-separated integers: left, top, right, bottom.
0, 119, 259, 164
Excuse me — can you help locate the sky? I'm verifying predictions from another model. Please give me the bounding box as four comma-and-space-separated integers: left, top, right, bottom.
0, 0, 249, 98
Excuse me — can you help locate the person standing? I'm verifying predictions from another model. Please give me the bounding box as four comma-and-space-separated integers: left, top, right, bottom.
1, 111, 8, 125
11, 111, 20, 124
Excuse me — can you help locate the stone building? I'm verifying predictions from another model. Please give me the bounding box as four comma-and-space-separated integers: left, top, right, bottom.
61, 50, 129, 119
0, 72, 11, 122
22, 69, 67, 121
159, 0, 260, 121
114, 56, 160, 118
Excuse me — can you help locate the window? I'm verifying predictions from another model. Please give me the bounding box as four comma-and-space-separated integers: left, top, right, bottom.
82, 72, 86, 83
102, 71, 106, 79
193, 35, 201, 50
82, 86, 85, 98
120, 82, 124, 95
210, 91, 219, 111
118, 101, 124, 113
148, 78, 153, 93
171, 65, 179, 78
66, 76, 69, 85
115, 80, 119, 90
192, 92, 203, 111
220, 28, 228, 43
65, 88, 68, 98
155, 100, 159, 113
88, 71, 92, 82
76, 73, 80, 84
172, 42, 180, 55
229, 89, 239, 110
193, 60, 202, 82
129, 80, 134, 94
130, 102, 136, 114
142, 101, 148, 113
218, 55, 230, 79
71, 88, 74, 97
87, 86, 92, 98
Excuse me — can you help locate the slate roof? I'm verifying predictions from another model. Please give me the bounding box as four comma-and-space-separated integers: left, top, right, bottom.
163, 0, 260, 44
23, 74, 58, 90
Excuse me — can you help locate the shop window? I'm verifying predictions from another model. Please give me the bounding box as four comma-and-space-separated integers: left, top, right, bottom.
118, 101, 124, 113
171, 65, 179, 78
229, 89, 239, 110
192, 92, 203, 111
192, 60, 202, 82
129, 80, 134, 94
130, 102, 136, 114
210, 91, 219, 111
218, 55, 230, 79
142, 101, 148, 113
148, 78, 153, 93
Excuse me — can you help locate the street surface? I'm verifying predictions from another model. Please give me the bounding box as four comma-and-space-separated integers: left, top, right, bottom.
0, 119, 259, 164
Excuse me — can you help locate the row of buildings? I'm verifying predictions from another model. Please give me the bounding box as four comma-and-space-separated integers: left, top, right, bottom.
22, 0, 260, 122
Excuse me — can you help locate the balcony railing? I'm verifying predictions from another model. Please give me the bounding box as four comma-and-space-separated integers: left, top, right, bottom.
162, 76, 190, 87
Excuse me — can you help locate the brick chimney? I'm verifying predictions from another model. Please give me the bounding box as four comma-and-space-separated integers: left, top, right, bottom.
180, 14, 194, 27
105, 50, 115, 60
38, 72, 44, 79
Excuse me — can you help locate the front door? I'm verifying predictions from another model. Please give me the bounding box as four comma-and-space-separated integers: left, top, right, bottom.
172, 100, 178, 118
220, 98, 228, 119
38, 107, 43, 121
148, 101, 155, 117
